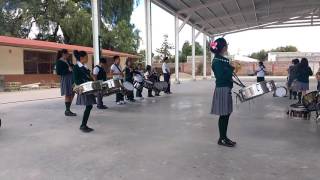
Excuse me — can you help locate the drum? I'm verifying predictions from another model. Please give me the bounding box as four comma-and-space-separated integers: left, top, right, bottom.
274, 86, 287, 97
288, 103, 310, 120
122, 82, 134, 92
134, 74, 144, 83
101, 79, 122, 96
73, 81, 102, 95
143, 80, 154, 89
154, 81, 168, 92
238, 80, 276, 102
134, 82, 143, 90
302, 91, 320, 111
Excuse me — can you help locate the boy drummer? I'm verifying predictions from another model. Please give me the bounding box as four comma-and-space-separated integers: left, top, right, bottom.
93, 58, 108, 109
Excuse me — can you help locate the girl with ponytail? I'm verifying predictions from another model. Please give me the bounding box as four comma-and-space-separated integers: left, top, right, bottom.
210, 38, 236, 147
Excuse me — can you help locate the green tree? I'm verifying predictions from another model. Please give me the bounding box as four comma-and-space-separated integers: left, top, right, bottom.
179, 41, 203, 62
156, 34, 174, 58
249, 45, 298, 61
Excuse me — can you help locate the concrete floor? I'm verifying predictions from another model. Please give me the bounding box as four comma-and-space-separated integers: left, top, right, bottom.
1, 78, 320, 180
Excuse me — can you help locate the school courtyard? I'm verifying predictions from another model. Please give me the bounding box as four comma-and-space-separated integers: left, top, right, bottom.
0, 78, 320, 180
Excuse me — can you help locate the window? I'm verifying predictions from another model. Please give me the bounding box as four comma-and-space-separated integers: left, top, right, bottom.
24, 50, 56, 74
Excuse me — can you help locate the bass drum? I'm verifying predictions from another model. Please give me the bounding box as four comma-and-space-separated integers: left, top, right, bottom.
302, 91, 320, 111
274, 86, 287, 97
134, 74, 143, 83
143, 80, 154, 89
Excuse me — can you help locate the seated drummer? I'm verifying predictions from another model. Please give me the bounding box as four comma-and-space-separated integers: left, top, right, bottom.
73, 50, 96, 133
135, 63, 144, 100
93, 57, 108, 109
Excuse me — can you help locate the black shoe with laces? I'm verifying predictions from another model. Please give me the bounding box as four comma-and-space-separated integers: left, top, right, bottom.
80, 125, 94, 133
65, 110, 77, 116
225, 138, 237, 145
218, 138, 235, 147
97, 105, 108, 109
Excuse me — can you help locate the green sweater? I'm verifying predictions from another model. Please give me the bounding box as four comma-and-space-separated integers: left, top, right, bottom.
56, 59, 72, 76
212, 55, 234, 88
73, 64, 93, 85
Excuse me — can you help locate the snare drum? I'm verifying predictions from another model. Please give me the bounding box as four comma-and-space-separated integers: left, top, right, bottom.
274, 86, 287, 97
134, 74, 144, 83
122, 82, 134, 92
143, 80, 154, 89
288, 103, 310, 120
101, 79, 122, 96
73, 81, 102, 95
134, 81, 143, 90
302, 91, 320, 111
238, 81, 275, 102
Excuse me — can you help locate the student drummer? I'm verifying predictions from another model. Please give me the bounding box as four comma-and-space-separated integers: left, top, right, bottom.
93, 57, 108, 109
110, 55, 125, 105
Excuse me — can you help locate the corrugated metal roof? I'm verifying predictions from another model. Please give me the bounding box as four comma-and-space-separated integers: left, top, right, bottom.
0, 36, 140, 59
152, 0, 320, 36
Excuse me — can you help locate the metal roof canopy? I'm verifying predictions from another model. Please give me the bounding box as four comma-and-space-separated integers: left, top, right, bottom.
152, 0, 320, 37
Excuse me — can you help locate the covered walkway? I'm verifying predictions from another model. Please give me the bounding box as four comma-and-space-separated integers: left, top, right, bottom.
1, 79, 320, 180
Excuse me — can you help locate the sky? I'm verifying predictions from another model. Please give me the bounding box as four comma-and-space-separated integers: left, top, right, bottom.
130, 1, 320, 56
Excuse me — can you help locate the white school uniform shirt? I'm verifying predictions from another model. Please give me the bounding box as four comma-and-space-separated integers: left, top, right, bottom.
256, 65, 265, 77
76, 61, 88, 69
110, 64, 123, 80
92, 65, 101, 75
162, 62, 170, 74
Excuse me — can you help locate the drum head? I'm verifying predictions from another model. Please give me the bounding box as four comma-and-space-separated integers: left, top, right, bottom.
275, 87, 287, 97
123, 82, 134, 91
134, 74, 143, 83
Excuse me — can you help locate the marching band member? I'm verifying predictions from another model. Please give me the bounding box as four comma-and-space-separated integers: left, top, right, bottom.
110, 55, 125, 105
73, 50, 96, 133
135, 63, 144, 100
124, 59, 136, 102
256, 61, 266, 82
296, 58, 313, 104
210, 38, 236, 147
93, 57, 108, 109
145, 65, 154, 97
162, 57, 172, 94
55, 49, 77, 116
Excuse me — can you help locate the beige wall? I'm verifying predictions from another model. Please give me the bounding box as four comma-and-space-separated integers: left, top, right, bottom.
0, 46, 24, 74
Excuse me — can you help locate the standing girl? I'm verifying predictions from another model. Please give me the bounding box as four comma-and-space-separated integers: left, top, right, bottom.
210, 38, 236, 147
256, 61, 266, 82
296, 58, 313, 104
55, 49, 77, 116
73, 50, 96, 133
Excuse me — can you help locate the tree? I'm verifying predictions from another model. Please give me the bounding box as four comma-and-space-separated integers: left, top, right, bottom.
179, 41, 203, 62
249, 50, 268, 61
156, 34, 174, 58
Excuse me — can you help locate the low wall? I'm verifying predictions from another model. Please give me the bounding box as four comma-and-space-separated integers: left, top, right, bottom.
3, 74, 60, 85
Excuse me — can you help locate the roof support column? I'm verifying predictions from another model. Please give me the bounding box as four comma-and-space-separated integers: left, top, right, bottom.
145, 0, 152, 66
203, 34, 207, 79
174, 14, 180, 84
192, 26, 196, 81
91, 0, 100, 66
210, 36, 214, 79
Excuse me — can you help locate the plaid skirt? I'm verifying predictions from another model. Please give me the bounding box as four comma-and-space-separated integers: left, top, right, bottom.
60, 73, 74, 96
76, 94, 96, 106
211, 87, 233, 116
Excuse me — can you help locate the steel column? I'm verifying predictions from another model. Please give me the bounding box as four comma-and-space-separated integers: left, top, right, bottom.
145, 0, 152, 66
91, 0, 100, 66
175, 14, 180, 83
192, 26, 196, 81
203, 34, 207, 79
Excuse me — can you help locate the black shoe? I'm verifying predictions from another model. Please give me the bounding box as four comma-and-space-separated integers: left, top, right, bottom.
148, 95, 154, 97
65, 110, 77, 116
218, 138, 235, 147
80, 125, 94, 133
97, 105, 108, 109
129, 99, 136, 102
225, 138, 237, 145
155, 94, 160, 96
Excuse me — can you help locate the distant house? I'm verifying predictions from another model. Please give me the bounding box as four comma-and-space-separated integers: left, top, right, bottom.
0, 36, 139, 85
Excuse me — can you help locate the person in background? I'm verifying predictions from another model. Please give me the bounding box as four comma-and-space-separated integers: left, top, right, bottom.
110, 55, 125, 105
296, 58, 313, 104
135, 63, 144, 100
162, 57, 172, 94
124, 59, 136, 102
287, 59, 299, 100
55, 49, 77, 117
93, 57, 108, 109
73, 50, 96, 133
210, 38, 236, 147
256, 61, 266, 82
145, 65, 154, 97
316, 71, 320, 91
